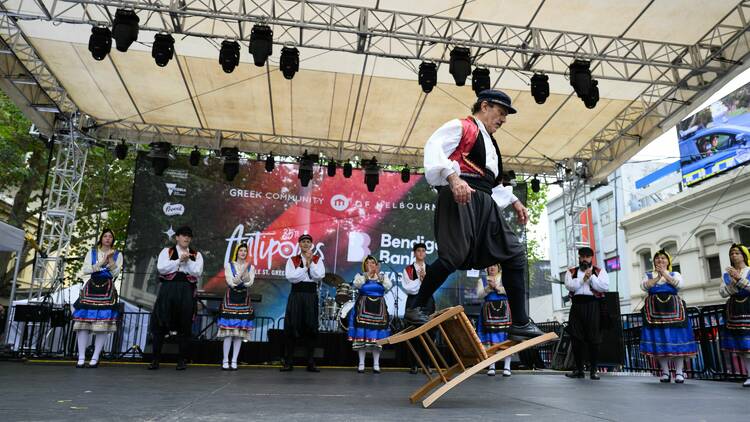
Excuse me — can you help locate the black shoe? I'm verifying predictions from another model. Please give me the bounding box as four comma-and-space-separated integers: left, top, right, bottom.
357, 368, 365, 374
508, 321, 544, 341
306, 364, 320, 373
590, 372, 600, 380
147, 360, 160, 370
409, 366, 419, 375
280, 364, 294, 372
405, 307, 430, 326
565, 370, 585, 378
76, 363, 86, 369
373, 368, 381, 374
176, 359, 187, 371
88, 362, 99, 369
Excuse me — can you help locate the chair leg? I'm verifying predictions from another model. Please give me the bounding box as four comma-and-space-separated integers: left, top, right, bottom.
409, 364, 462, 404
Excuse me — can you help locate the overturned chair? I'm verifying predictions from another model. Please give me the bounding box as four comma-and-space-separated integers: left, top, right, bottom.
377, 306, 558, 408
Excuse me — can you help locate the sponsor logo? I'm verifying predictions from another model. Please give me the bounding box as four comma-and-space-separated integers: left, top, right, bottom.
330, 194, 350, 211
163, 203, 185, 216
347, 231, 371, 262
163, 225, 175, 239
165, 183, 186, 196
164, 169, 189, 179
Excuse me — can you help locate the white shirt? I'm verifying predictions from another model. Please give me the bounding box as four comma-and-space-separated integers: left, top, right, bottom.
402, 261, 427, 295
81, 248, 123, 280
640, 271, 683, 292
157, 246, 204, 278
224, 261, 255, 288
720, 267, 750, 297
475, 274, 506, 299
353, 273, 393, 291
423, 118, 518, 209
285, 255, 325, 284
564, 267, 609, 296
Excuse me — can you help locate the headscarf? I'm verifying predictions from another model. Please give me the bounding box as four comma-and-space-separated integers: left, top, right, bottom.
652, 249, 672, 272
729, 243, 750, 267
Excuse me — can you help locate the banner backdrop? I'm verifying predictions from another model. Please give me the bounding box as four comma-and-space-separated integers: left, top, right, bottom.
120, 152, 526, 332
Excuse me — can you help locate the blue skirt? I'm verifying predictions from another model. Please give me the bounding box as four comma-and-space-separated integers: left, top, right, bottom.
640, 318, 698, 357
476, 310, 509, 346
347, 309, 390, 349
73, 307, 119, 323
720, 327, 750, 354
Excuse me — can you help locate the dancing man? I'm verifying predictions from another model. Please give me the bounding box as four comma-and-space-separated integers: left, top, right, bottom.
149, 226, 204, 370
404, 89, 543, 340
281, 234, 325, 372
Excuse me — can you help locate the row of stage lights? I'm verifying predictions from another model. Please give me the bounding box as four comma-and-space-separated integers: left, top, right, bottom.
88, 9, 599, 108
115, 141, 542, 192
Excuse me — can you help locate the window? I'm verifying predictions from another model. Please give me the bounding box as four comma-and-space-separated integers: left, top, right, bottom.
700, 231, 720, 281
559, 270, 571, 307
555, 218, 567, 262
738, 224, 750, 246
638, 249, 652, 272
598, 194, 615, 237
707, 256, 722, 279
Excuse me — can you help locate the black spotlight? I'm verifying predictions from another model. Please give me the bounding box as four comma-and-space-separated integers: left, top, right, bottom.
249, 24, 273, 67
88, 26, 112, 61
297, 150, 318, 187
219, 40, 241, 73
530, 73, 549, 104
280, 46, 299, 80
148, 142, 171, 176
363, 157, 379, 192
265, 153, 275, 172
583, 80, 599, 109
221, 147, 240, 182
327, 160, 337, 177
189, 146, 201, 166
114, 140, 127, 160
112, 9, 140, 53
531, 175, 541, 193
449, 47, 471, 86
471, 67, 491, 95
418, 62, 437, 93
401, 165, 410, 183
152, 33, 175, 67
343, 161, 353, 178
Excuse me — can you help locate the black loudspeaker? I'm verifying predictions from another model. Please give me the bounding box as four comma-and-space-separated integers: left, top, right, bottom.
599, 292, 624, 365
13, 304, 52, 323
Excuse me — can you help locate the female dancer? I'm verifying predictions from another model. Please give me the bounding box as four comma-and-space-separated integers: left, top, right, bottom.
639, 250, 697, 383
72, 229, 123, 368
476, 264, 513, 376
720, 243, 750, 387
348, 256, 392, 373
217, 243, 255, 370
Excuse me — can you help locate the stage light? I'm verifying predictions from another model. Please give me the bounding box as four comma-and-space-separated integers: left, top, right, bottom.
249, 24, 273, 67
298, 150, 318, 187
401, 165, 410, 183
362, 157, 379, 192
418, 62, 437, 93
583, 80, 599, 109
152, 33, 175, 67
449, 47, 471, 86
471, 67, 490, 95
189, 146, 201, 167
530, 73, 549, 104
280, 46, 299, 80
343, 161, 353, 178
327, 160, 337, 177
219, 40, 241, 73
507, 170, 516, 180
114, 140, 127, 160
88, 26, 112, 61
148, 142, 171, 176
112, 9, 140, 52
265, 153, 275, 172
531, 175, 541, 193
221, 147, 240, 182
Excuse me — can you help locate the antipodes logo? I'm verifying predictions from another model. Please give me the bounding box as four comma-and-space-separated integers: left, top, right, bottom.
163, 203, 185, 216
330, 194, 350, 211
165, 183, 186, 196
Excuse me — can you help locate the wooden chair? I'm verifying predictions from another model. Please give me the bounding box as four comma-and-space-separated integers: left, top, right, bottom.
377, 306, 558, 408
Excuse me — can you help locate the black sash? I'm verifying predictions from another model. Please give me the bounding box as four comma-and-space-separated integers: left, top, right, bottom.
643, 293, 687, 327
355, 295, 388, 329
726, 295, 750, 331
481, 299, 511, 330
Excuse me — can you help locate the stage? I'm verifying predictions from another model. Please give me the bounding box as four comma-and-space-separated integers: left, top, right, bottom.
0, 361, 744, 421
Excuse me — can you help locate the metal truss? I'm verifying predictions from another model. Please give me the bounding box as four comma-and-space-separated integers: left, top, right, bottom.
557, 160, 591, 269
580, 1, 750, 181
0, 0, 730, 86
30, 118, 88, 301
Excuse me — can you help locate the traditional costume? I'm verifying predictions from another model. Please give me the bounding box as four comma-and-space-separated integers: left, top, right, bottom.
217, 254, 255, 370
348, 257, 392, 373
475, 268, 513, 376
719, 244, 750, 387
149, 226, 204, 370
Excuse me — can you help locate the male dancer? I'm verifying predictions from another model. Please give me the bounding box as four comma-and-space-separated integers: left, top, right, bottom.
282, 234, 325, 372
149, 226, 204, 370
405, 89, 542, 340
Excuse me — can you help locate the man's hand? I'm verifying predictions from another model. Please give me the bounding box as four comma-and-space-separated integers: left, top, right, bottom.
512, 200, 529, 225
447, 173, 474, 204
583, 268, 593, 281
179, 253, 190, 262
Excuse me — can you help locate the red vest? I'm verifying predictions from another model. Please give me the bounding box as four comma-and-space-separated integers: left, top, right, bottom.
291, 254, 320, 268
447, 116, 503, 185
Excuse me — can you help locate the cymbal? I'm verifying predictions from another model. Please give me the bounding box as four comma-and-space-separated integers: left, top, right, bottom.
323, 272, 346, 287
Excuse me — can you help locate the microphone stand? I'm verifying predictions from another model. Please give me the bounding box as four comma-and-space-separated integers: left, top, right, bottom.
378, 259, 404, 332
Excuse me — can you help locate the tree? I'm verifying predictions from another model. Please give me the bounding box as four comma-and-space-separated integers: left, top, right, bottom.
0, 91, 136, 295
523, 180, 549, 284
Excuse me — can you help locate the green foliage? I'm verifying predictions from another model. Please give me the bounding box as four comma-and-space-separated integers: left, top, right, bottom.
524, 180, 549, 271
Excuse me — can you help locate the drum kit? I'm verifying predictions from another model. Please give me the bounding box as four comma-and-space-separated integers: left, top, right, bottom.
320, 273, 356, 332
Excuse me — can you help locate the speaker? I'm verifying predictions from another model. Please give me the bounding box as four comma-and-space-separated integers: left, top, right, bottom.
598, 292, 624, 365
13, 304, 52, 323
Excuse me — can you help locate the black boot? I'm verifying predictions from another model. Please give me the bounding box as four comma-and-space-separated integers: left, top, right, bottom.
147, 360, 160, 370
176, 359, 187, 370
508, 321, 544, 340
306, 360, 320, 373
405, 307, 430, 326
565, 369, 585, 378
280, 358, 294, 372
589, 370, 600, 380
